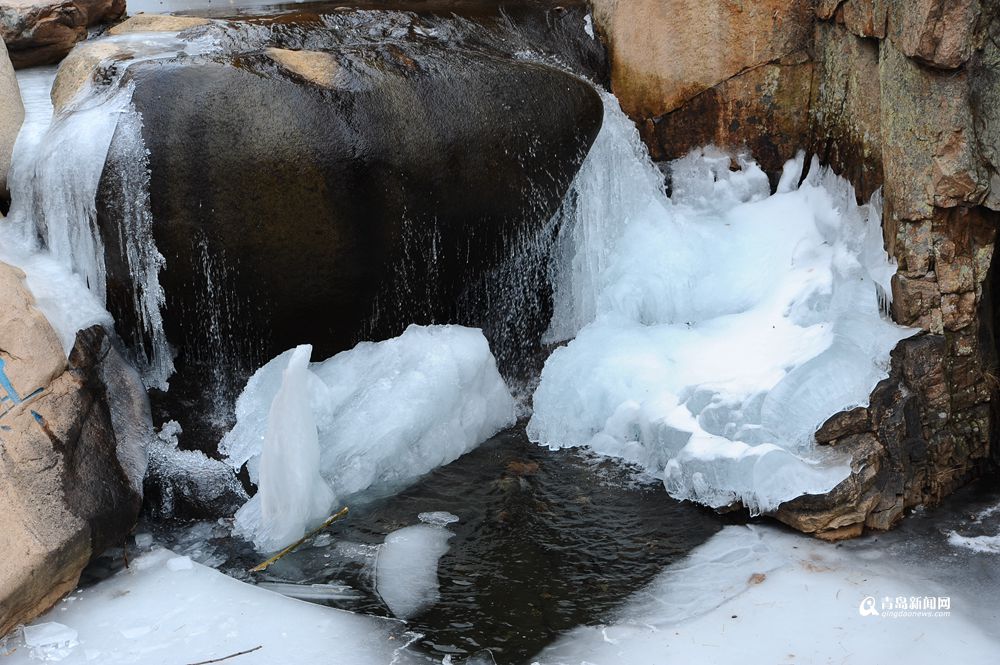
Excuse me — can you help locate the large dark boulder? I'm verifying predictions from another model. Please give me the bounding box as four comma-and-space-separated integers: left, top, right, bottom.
95, 32, 603, 434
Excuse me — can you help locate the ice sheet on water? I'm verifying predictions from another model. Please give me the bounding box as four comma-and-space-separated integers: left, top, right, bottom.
223, 325, 515, 551
533, 525, 1000, 665
21, 622, 78, 662
2, 548, 422, 665
376, 514, 457, 620
529, 92, 914, 514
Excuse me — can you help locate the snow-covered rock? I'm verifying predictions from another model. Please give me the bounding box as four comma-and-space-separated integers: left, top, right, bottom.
223, 325, 515, 552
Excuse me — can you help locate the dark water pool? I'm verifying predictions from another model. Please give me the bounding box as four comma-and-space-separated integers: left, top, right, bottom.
133, 425, 726, 664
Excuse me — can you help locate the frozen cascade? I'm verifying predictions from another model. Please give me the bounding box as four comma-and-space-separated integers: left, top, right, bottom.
528, 91, 915, 514
0, 32, 213, 388
223, 325, 516, 551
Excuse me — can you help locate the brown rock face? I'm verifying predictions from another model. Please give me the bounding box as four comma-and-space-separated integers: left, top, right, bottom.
0, 0, 126, 68
591, 0, 813, 119
0, 38, 22, 201
808, 20, 883, 200
0, 262, 150, 636
887, 0, 981, 69
646, 54, 814, 176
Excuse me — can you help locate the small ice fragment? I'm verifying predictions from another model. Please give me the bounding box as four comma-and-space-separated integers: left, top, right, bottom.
119, 625, 151, 639
584, 14, 595, 38
166, 556, 193, 571
22, 622, 78, 661
376, 520, 455, 619
134, 533, 154, 549
257, 582, 362, 602
418, 512, 460, 527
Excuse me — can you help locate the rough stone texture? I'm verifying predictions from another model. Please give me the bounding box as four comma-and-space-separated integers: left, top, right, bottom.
0, 264, 65, 395
106, 13, 210, 35
0, 262, 151, 637
0, 0, 126, 68
646, 54, 814, 176
887, 0, 982, 69
51, 39, 129, 112
590, 0, 813, 119
0, 37, 22, 200
842, 0, 889, 39
880, 38, 987, 220
971, 24, 1000, 211
808, 20, 883, 200
776, 332, 994, 539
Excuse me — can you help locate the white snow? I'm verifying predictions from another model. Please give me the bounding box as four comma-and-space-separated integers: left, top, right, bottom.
947, 531, 1000, 554
529, 93, 914, 514
2, 548, 420, 665
223, 325, 515, 551
375, 513, 458, 620
533, 525, 1000, 665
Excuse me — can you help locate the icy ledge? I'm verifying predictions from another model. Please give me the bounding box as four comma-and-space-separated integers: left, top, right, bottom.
529, 92, 915, 514
222, 325, 516, 552
0, 548, 420, 665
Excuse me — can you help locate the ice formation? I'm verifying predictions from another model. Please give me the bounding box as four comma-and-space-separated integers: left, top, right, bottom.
528, 93, 914, 513
1, 548, 421, 665
376, 513, 458, 620
533, 525, 1000, 665
0, 33, 213, 388
223, 325, 515, 551
232, 346, 334, 552
146, 420, 248, 519
0, 68, 111, 353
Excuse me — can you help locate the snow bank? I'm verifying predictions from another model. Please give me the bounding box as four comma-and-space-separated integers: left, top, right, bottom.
1, 548, 420, 665
376, 512, 458, 619
223, 325, 515, 551
529, 93, 913, 513
533, 525, 999, 665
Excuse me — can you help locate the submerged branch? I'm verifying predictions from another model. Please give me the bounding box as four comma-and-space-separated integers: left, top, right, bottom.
249, 507, 349, 573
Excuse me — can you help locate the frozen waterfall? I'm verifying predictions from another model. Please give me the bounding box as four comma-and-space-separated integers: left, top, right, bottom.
528, 92, 915, 514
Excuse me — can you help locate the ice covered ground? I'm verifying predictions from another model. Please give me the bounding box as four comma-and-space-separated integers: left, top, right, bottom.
533, 521, 1000, 665
222, 325, 516, 551
0, 548, 421, 665
529, 93, 914, 513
